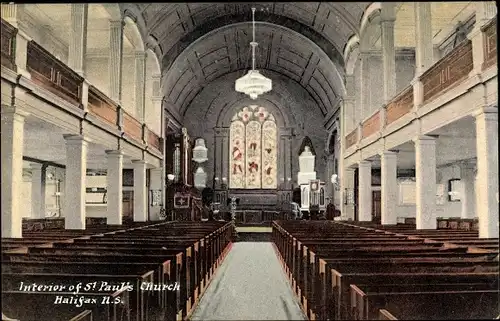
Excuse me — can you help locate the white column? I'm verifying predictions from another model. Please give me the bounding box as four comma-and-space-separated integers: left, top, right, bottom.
68, 4, 88, 76
340, 168, 355, 220
380, 151, 398, 225
106, 150, 123, 225
30, 163, 47, 219
109, 19, 124, 103
414, 135, 437, 230
135, 51, 147, 122
473, 107, 498, 238
359, 52, 371, 120
381, 18, 396, 103
459, 164, 476, 219
414, 2, 433, 76
63, 135, 88, 230
1, 107, 28, 238
133, 160, 148, 222
358, 161, 372, 222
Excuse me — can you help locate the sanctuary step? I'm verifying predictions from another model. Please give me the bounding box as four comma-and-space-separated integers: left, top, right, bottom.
235, 227, 272, 242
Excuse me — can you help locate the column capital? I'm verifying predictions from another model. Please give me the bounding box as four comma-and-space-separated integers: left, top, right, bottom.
63, 134, 90, 143
135, 50, 147, 60
1, 106, 30, 118
472, 106, 498, 118
109, 19, 125, 28
358, 160, 371, 167
412, 135, 437, 143
105, 149, 124, 156
379, 150, 398, 157
30, 162, 44, 169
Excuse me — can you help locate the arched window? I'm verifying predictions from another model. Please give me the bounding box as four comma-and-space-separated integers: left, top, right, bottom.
229, 105, 277, 189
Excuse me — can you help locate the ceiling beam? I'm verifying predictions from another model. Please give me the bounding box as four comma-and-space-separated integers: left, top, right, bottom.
300, 53, 320, 87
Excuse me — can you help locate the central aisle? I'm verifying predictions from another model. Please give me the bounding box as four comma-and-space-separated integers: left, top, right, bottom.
189, 242, 307, 320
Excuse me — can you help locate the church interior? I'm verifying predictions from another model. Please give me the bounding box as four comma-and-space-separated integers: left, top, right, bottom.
1, 2, 498, 320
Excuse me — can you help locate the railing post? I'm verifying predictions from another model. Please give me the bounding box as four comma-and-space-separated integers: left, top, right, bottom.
142, 124, 147, 145
467, 24, 486, 76
80, 80, 89, 112
411, 77, 424, 111
356, 122, 363, 144
117, 106, 123, 131
14, 29, 31, 79
379, 105, 387, 132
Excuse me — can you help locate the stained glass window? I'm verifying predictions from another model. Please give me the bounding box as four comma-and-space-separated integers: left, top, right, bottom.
229, 105, 277, 189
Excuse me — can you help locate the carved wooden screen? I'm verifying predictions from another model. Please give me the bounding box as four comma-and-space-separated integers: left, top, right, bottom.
229, 106, 277, 189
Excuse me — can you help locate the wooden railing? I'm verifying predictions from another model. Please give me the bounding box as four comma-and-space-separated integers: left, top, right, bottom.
87, 85, 118, 126
482, 17, 497, 70
1, 19, 17, 71
345, 129, 358, 149
420, 40, 473, 104
385, 85, 414, 125
26, 40, 84, 106
362, 110, 380, 138
146, 126, 162, 151
122, 110, 142, 141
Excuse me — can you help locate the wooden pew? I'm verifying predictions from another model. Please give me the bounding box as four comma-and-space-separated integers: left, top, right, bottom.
2, 221, 233, 321
272, 221, 500, 320
350, 286, 498, 320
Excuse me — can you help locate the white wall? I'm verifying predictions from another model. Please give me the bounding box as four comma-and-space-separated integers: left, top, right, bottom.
15, 11, 69, 64
86, 57, 110, 97
21, 173, 60, 218
391, 164, 466, 221
395, 53, 416, 93
121, 56, 136, 115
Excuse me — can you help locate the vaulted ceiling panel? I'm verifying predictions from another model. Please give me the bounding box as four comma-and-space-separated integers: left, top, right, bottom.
198, 47, 229, 67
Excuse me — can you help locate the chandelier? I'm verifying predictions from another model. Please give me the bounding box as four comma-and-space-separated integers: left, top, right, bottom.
235, 7, 272, 99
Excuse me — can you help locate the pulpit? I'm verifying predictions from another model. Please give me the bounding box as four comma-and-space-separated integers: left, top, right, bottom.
297, 146, 317, 185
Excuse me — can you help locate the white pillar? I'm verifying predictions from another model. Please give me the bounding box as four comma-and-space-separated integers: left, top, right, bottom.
109, 19, 124, 103
106, 150, 123, 225
1, 107, 28, 238
460, 164, 476, 219
414, 2, 433, 76
133, 160, 148, 222
358, 161, 372, 222
149, 168, 163, 221
414, 135, 437, 229
381, 18, 396, 103
63, 135, 88, 230
380, 151, 398, 225
135, 51, 147, 122
473, 107, 498, 238
340, 168, 355, 220
68, 4, 88, 76
30, 163, 46, 219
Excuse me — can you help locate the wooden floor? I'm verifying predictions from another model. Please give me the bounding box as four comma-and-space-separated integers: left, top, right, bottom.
189, 242, 306, 320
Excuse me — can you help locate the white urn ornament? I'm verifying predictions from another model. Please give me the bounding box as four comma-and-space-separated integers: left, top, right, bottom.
192, 138, 208, 163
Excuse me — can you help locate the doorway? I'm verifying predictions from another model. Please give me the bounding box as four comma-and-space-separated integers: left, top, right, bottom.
372, 190, 381, 224
122, 191, 134, 219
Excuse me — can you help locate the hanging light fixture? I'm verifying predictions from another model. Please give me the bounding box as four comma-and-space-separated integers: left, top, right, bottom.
235, 7, 272, 99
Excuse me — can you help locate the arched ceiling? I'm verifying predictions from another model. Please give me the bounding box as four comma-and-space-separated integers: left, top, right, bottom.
164, 22, 345, 117
121, 2, 370, 117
